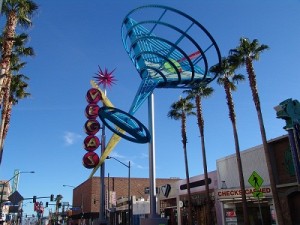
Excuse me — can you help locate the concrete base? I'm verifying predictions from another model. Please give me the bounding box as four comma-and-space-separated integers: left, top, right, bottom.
140, 217, 168, 225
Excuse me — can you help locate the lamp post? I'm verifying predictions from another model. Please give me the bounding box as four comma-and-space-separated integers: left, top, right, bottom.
62, 185, 75, 209
62, 184, 76, 213
63, 184, 83, 225
62, 185, 75, 188
0, 171, 35, 214
0, 0, 3, 16
107, 156, 131, 225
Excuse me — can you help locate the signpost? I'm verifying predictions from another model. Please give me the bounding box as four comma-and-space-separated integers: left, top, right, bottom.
248, 171, 264, 225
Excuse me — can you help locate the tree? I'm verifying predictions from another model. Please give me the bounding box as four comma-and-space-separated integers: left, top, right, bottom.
167, 97, 195, 225
229, 37, 284, 224
0, 67, 30, 162
210, 57, 249, 225
0, 0, 38, 105
0, 33, 33, 163
183, 84, 214, 225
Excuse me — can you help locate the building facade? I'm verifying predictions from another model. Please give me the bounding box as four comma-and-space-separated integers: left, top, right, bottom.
68, 135, 300, 225
216, 135, 300, 225
269, 135, 300, 224
216, 143, 274, 225
0, 181, 12, 223
157, 171, 219, 225
69, 177, 180, 225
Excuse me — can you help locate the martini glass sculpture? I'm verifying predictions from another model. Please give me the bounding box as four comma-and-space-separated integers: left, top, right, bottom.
121, 5, 221, 114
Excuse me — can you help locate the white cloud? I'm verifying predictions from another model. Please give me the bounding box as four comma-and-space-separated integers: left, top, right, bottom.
135, 163, 147, 170
107, 151, 148, 170
110, 151, 126, 159
63, 131, 82, 146
140, 152, 148, 159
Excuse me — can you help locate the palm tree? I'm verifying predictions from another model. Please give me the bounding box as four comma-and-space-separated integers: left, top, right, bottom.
167, 97, 195, 225
0, 33, 33, 163
210, 57, 249, 225
0, 70, 30, 163
229, 37, 284, 224
0, 0, 38, 105
183, 84, 214, 225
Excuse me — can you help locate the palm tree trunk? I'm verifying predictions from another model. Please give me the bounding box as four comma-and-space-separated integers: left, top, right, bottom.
3, 102, 12, 141
183, 143, 193, 225
0, 76, 11, 163
224, 79, 250, 225
181, 114, 193, 225
195, 96, 212, 225
200, 135, 211, 225
0, 100, 12, 162
0, 11, 18, 104
246, 58, 284, 224
232, 123, 249, 225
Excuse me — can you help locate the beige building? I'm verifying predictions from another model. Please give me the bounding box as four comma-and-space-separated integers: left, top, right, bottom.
0, 180, 12, 222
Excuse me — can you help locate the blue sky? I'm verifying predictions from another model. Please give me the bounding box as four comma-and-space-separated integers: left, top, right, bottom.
1, 0, 300, 217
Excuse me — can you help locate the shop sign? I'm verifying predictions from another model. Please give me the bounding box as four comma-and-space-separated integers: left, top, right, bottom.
217, 186, 271, 199
161, 184, 171, 197
179, 201, 183, 208
225, 210, 237, 222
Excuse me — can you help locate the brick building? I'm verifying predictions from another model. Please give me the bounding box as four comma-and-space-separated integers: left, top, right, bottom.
69, 176, 180, 224
269, 135, 300, 224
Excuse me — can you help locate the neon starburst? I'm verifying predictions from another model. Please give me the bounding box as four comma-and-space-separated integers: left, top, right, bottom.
93, 66, 117, 89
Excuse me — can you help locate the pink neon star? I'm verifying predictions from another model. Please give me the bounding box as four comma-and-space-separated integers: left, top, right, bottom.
93, 66, 117, 89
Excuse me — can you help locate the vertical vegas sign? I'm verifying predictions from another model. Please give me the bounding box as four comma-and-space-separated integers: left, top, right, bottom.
82, 88, 102, 169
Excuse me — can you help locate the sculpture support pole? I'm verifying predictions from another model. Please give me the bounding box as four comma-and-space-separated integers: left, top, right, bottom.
100, 90, 107, 225
140, 91, 168, 225
100, 125, 106, 224
148, 93, 157, 218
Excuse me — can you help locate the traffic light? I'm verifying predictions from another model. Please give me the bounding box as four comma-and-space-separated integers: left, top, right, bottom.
45, 202, 48, 207
33, 196, 37, 203
58, 203, 61, 208
50, 194, 54, 201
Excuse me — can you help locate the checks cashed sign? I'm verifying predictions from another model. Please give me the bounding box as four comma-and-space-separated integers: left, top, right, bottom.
217, 186, 272, 199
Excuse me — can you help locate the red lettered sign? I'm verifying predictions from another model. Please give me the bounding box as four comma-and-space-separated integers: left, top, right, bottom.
83, 135, 100, 151
86, 88, 102, 104
82, 152, 99, 169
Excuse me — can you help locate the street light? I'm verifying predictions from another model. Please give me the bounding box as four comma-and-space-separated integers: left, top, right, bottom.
62, 184, 75, 209
62, 185, 75, 188
106, 156, 131, 225
62, 184, 76, 210
0, 171, 35, 214
62, 184, 79, 225
0, 0, 3, 18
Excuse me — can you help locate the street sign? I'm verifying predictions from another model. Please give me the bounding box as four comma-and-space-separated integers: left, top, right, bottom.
248, 171, 264, 189
253, 191, 264, 198
8, 191, 24, 205
70, 207, 81, 211
62, 202, 69, 206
